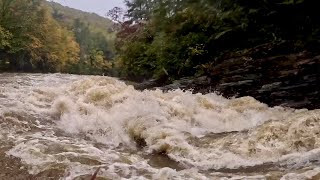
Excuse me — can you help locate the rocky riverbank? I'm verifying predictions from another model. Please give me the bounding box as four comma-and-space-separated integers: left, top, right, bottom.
132, 51, 319, 109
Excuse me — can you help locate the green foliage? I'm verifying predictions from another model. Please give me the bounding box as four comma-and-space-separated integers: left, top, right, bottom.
46, 2, 116, 75
115, 0, 320, 80
0, 0, 80, 72
46, 1, 116, 53
0, 0, 114, 74
0, 25, 11, 49
70, 18, 112, 75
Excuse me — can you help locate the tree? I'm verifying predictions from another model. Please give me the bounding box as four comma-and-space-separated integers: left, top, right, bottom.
0, 0, 80, 72
27, 6, 80, 72
115, 0, 320, 81
71, 18, 112, 74
107, 7, 125, 23
0, 25, 11, 49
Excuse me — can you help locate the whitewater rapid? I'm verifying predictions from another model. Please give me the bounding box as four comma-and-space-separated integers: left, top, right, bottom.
0, 73, 320, 179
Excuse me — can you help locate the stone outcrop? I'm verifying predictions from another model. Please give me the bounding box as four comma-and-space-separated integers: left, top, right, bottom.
156, 52, 319, 109
210, 52, 319, 109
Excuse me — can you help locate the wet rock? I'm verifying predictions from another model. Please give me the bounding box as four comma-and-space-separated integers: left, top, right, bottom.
130, 51, 319, 109
279, 99, 311, 109
128, 79, 159, 90
220, 80, 254, 87
214, 52, 319, 109
259, 82, 282, 93
159, 76, 210, 92
270, 91, 291, 98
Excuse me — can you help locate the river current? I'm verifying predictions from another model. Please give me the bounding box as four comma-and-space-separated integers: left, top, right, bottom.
0, 73, 320, 180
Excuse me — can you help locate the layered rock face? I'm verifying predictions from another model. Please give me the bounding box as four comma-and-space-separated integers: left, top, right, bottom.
207, 52, 319, 109
158, 52, 319, 109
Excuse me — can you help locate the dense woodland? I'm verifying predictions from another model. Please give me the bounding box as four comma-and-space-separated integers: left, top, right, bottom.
112, 0, 320, 82
1, 0, 320, 81
0, 0, 115, 74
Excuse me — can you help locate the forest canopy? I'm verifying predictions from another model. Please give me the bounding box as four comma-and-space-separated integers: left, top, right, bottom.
112, 0, 320, 82
0, 0, 115, 74
1, 0, 319, 80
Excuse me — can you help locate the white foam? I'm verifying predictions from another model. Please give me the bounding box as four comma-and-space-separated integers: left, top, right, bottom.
1, 74, 320, 179
46, 77, 301, 170
281, 167, 320, 180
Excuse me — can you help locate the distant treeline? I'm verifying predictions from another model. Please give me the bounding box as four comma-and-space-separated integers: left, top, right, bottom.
112, 0, 320, 82
0, 0, 115, 75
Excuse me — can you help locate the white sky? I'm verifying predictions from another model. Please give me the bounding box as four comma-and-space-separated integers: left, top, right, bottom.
49, 0, 126, 17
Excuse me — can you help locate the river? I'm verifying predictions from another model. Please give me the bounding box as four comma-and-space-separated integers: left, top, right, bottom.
0, 73, 319, 179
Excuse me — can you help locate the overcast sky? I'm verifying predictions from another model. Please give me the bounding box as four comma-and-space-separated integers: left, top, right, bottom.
50, 0, 125, 17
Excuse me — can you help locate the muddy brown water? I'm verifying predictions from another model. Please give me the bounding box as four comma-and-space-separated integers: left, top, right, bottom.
1, 73, 320, 179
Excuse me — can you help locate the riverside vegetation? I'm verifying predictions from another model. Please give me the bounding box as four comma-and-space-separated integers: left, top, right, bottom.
110, 0, 319, 109
112, 0, 320, 83
0, 0, 115, 74
1, 0, 319, 80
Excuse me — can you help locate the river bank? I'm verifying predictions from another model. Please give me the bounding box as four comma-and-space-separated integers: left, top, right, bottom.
131, 51, 320, 110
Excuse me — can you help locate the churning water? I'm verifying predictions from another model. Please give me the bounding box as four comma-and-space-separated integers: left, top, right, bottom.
0, 73, 320, 180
